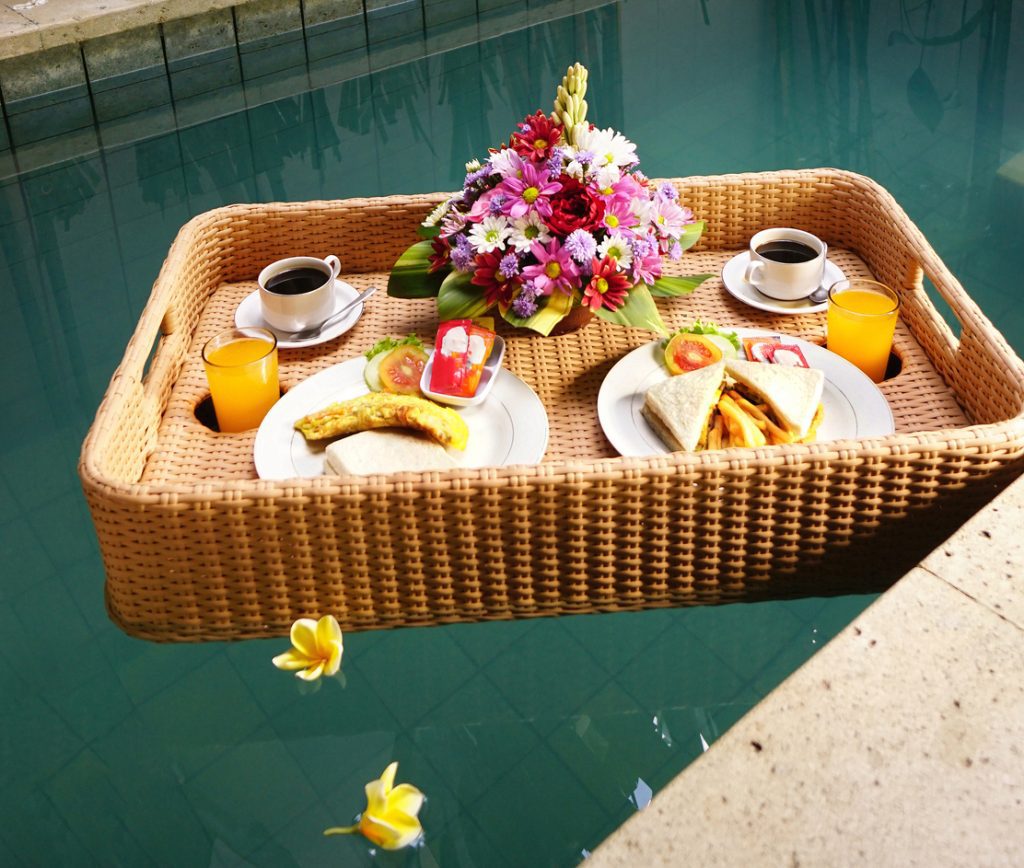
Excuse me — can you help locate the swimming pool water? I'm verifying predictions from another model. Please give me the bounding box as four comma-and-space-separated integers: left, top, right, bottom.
1, 1, 1022, 864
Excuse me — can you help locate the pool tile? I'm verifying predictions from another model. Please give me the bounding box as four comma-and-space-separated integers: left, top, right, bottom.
0, 789, 97, 867
480, 621, 607, 733
0, 694, 83, 787
447, 617, 539, 666
0, 516, 57, 599
559, 609, 675, 676
235, 0, 305, 44
412, 671, 540, 803
473, 742, 608, 862
137, 654, 267, 777
305, 14, 366, 64
43, 749, 154, 866
247, 800, 372, 866
184, 724, 320, 850
351, 627, 477, 729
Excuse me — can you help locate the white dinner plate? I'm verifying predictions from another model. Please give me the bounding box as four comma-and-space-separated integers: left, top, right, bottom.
597, 328, 894, 457
254, 355, 548, 479
235, 280, 363, 349
721, 250, 846, 315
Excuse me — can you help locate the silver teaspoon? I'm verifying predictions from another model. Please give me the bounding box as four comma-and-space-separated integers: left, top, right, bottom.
280, 286, 379, 342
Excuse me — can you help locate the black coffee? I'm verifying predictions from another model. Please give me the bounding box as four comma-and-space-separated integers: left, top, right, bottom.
756, 240, 818, 264
265, 267, 329, 295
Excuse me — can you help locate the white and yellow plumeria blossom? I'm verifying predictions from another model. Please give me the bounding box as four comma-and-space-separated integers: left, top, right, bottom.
272, 615, 344, 681
324, 762, 425, 850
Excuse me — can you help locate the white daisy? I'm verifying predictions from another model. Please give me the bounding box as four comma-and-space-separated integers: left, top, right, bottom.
597, 233, 633, 269
468, 215, 512, 253
563, 159, 585, 180
508, 212, 552, 253
577, 125, 637, 168
593, 163, 620, 191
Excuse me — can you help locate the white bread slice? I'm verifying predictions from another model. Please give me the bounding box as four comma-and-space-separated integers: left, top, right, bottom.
641, 361, 726, 452
324, 428, 456, 475
725, 358, 824, 438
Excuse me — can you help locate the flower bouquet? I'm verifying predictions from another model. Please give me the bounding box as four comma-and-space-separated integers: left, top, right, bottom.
387, 63, 711, 336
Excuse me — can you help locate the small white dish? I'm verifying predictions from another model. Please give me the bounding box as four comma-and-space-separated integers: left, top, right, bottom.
419, 336, 507, 407
722, 250, 846, 315
235, 279, 363, 349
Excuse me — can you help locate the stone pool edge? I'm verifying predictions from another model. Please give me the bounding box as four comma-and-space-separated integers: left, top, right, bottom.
590, 472, 1024, 866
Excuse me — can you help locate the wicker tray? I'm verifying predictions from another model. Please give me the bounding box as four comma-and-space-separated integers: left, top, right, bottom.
80, 169, 1024, 642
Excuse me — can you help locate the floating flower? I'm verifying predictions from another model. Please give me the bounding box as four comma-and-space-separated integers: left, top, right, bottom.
272, 615, 344, 681
582, 255, 631, 311
325, 762, 425, 851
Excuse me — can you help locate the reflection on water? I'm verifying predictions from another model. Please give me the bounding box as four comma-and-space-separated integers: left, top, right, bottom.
0, 0, 1021, 864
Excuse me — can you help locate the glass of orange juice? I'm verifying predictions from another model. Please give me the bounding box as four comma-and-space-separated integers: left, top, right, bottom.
826, 279, 900, 383
202, 327, 279, 432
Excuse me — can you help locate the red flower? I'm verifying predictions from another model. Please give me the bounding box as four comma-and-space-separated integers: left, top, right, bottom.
546, 177, 605, 236
582, 255, 631, 311
470, 249, 519, 308
428, 235, 451, 273
511, 111, 564, 163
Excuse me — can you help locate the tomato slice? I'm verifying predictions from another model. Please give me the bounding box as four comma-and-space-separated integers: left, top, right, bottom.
378, 345, 429, 394
664, 333, 723, 375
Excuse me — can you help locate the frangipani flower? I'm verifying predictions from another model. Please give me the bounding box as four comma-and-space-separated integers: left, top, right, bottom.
272, 615, 344, 681
324, 762, 425, 850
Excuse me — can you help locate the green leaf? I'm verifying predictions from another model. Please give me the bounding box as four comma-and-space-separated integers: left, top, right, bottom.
417, 224, 441, 240
502, 290, 574, 336
677, 220, 705, 252
649, 274, 713, 297
387, 239, 446, 299
592, 284, 668, 337
667, 320, 741, 352
437, 270, 491, 320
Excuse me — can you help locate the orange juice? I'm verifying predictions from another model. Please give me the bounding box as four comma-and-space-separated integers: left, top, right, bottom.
827, 283, 899, 383
202, 330, 279, 432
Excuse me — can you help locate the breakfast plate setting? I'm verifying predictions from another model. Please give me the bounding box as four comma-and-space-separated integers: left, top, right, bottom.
254, 352, 548, 479
597, 327, 895, 458
721, 250, 846, 315
235, 279, 365, 349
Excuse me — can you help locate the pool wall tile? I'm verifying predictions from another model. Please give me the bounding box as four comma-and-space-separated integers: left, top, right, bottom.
162, 7, 238, 62
424, 0, 478, 27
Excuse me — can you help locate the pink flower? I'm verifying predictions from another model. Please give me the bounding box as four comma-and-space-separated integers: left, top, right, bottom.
521, 239, 580, 296
650, 198, 691, 239
631, 236, 662, 285
600, 198, 636, 236
500, 160, 562, 219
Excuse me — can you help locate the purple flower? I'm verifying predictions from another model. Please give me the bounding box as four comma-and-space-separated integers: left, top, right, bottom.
564, 229, 597, 264
657, 182, 678, 201
575, 149, 595, 165
668, 241, 682, 260
512, 282, 539, 318
498, 252, 520, 280
489, 193, 508, 215
464, 164, 493, 188
451, 235, 474, 271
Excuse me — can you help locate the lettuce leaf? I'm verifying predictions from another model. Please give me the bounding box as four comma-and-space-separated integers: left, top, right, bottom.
365, 334, 424, 361
665, 319, 741, 351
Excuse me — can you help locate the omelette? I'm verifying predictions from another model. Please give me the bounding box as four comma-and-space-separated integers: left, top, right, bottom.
294, 392, 469, 451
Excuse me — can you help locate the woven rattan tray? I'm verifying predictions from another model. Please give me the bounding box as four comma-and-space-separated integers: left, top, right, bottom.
80, 169, 1024, 642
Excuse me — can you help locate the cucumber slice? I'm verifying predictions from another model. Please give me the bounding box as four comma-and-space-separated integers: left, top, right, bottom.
706, 333, 739, 359
363, 352, 386, 391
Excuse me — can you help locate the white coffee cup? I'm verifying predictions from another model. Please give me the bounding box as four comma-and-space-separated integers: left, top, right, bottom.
743, 228, 827, 301
258, 255, 340, 331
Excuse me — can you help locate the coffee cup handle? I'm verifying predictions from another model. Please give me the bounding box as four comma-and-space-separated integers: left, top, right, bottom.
744, 258, 764, 287
324, 255, 341, 281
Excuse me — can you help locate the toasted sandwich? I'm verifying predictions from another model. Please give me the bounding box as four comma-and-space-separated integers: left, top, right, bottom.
324, 429, 457, 475
641, 361, 726, 452
724, 358, 824, 442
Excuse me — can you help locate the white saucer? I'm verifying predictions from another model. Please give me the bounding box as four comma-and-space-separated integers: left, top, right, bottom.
721, 250, 845, 315
234, 280, 363, 349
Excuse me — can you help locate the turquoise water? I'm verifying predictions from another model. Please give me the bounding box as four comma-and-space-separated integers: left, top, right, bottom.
2, 1, 1022, 865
